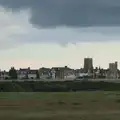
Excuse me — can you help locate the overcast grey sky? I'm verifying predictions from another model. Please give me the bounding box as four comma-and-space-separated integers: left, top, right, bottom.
0, 0, 120, 70
1, 0, 120, 28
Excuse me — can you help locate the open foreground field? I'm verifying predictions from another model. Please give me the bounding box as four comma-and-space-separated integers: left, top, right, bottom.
1, 92, 120, 120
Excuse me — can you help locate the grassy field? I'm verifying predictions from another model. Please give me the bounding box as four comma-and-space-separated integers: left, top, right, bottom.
1, 92, 120, 120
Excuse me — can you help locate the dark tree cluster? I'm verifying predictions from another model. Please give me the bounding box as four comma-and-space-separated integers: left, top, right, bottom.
9, 67, 17, 79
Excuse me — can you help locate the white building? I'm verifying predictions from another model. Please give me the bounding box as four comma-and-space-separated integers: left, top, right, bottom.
65, 74, 76, 80
108, 62, 118, 79
28, 70, 37, 79
78, 73, 89, 77
51, 69, 56, 79
39, 67, 51, 79
18, 68, 38, 79
0, 71, 10, 79
18, 68, 28, 79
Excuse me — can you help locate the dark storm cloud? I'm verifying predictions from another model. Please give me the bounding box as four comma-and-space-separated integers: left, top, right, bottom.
0, 0, 120, 28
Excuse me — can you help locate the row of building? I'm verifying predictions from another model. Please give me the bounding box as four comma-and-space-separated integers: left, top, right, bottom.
0, 58, 119, 80
0, 66, 75, 80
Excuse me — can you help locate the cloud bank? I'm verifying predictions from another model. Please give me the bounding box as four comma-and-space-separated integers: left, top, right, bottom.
0, 7, 33, 49
0, 0, 120, 28
0, 0, 120, 49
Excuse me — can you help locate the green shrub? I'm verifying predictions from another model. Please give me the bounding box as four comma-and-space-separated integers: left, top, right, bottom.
0, 81, 120, 92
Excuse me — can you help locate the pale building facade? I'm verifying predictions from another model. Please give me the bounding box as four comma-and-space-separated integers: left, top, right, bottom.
108, 62, 118, 79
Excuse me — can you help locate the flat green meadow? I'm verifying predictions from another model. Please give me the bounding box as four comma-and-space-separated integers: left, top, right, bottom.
0, 92, 120, 120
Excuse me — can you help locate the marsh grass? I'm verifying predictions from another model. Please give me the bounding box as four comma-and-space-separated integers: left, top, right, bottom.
0, 92, 120, 120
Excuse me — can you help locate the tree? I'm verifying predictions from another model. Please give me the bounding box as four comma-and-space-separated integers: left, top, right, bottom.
9, 67, 18, 79
36, 70, 40, 79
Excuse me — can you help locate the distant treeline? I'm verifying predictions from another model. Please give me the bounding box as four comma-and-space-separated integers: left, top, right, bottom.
0, 81, 120, 92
